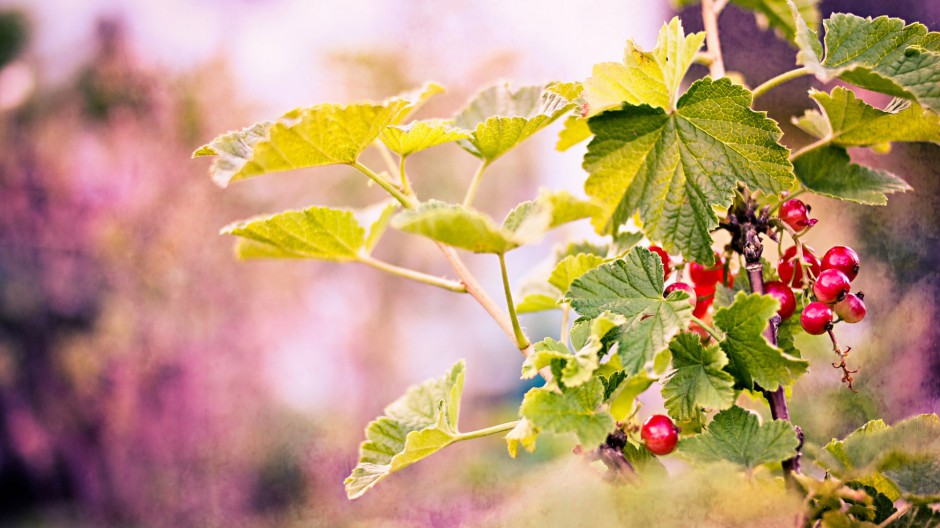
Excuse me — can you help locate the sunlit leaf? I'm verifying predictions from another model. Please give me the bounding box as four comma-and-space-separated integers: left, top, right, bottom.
506, 418, 539, 458
519, 378, 615, 447
454, 83, 575, 162
381, 119, 471, 157
392, 201, 527, 254
584, 17, 705, 114
661, 332, 736, 421
345, 360, 465, 499
223, 206, 366, 262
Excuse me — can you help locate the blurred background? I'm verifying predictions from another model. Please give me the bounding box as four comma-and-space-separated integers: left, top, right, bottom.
0, 0, 936, 526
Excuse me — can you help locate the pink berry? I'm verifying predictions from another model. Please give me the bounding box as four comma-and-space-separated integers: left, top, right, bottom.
649, 246, 671, 281
813, 269, 851, 304
641, 415, 679, 456
778, 246, 821, 288
801, 301, 834, 335
764, 281, 797, 320
821, 246, 860, 281
779, 199, 815, 231
689, 253, 725, 286
664, 282, 696, 308
834, 293, 867, 323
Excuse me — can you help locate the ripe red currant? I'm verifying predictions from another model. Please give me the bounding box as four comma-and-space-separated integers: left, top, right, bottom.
821, 246, 860, 281
779, 199, 815, 231
813, 269, 851, 304
649, 245, 671, 281
664, 282, 696, 308
801, 301, 834, 335
763, 281, 796, 320
641, 414, 679, 456
689, 253, 726, 286
778, 246, 822, 288
834, 293, 867, 323
692, 282, 715, 318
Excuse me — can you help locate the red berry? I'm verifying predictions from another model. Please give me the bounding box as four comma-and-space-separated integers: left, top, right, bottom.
801, 301, 834, 335
821, 246, 860, 281
692, 292, 714, 318
664, 282, 696, 308
689, 253, 725, 286
779, 199, 815, 231
834, 293, 867, 323
641, 414, 679, 456
778, 246, 821, 288
813, 269, 851, 304
649, 246, 671, 280
763, 281, 797, 320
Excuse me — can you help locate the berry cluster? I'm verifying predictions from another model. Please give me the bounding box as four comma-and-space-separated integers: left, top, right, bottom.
657, 246, 733, 320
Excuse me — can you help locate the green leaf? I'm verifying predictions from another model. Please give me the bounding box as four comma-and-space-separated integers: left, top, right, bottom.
732, 0, 819, 42
345, 360, 465, 499
679, 406, 799, 471
391, 200, 533, 254
549, 253, 607, 293
516, 283, 563, 313
503, 190, 599, 236
361, 201, 399, 254
713, 292, 808, 390
583, 77, 794, 263
794, 88, 940, 148
453, 83, 575, 162
556, 114, 592, 151
519, 378, 615, 447
661, 332, 736, 421
566, 248, 694, 373
223, 206, 366, 262
522, 313, 625, 388
792, 11, 940, 113
380, 119, 471, 157
584, 17, 705, 114
506, 418, 539, 458
609, 371, 657, 421
816, 414, 940, 500
196, 83, 442, 187
792, 146, 912, 206
600, 370, 628, 401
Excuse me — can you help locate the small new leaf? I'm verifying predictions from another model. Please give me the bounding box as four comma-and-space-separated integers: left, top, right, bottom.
584, 78, 793, 263
345, 360, 465, 500
680, 406, 799, 471
584, 17, 705, 114
223, 206, 366, 261
454, 83, 575, 162
381, 119, 471, 157
549, 253, 607, 293
506, 418, 539, 458
661, 332, 736, 421
713, 292, 808, 390
392, 201, 526, 254
196, 83, 443, 187
519, 378, 615, 447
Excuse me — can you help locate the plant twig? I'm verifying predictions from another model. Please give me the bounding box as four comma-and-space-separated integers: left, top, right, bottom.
498, 253, 531, 350
691, 315, 723, 342
560, 303, 571, 346
789, 136, 830, 161
454, 420, 519, 441
701, 0, 726, 78
360, 256, 467, 293
827, 328, 859, 392
751, 67, 812, 102
352, 161, 415, 208
877, 504, 911, 528
463, 160, 490, 208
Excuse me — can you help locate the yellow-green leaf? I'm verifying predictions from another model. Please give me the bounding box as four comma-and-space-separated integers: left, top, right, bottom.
223, 206, 366, 262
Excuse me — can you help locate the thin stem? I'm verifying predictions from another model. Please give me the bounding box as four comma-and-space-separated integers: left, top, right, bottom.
374, 140, 401, 181
360, 256, 467, 293
399, 155, 412, 195
702, 0, 726, 78
789, 136, 830, 161
751, 67, 812, 102
713, 0, 729, 12
462, 161, 489, 208
498, 252, 531, 350
454, 420, 519, 442
690, 315, 723, 341
352, 161, 415, 208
